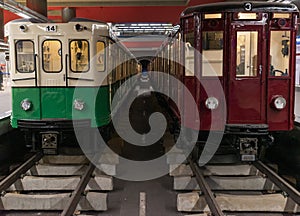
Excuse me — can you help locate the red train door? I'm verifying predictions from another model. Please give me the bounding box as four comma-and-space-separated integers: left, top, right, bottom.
228, 25, 266, 124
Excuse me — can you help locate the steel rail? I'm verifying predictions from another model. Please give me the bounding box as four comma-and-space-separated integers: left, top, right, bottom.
254, 160, 300, 205
0, 152, 43, 192
61, 163, 95, 216
188, 158, 224, 216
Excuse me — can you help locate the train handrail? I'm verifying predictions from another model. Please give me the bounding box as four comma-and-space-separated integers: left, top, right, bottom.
34, 54, 38, 87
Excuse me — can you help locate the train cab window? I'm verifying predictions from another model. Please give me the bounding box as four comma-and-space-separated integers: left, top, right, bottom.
202, 31, 223, 76
15, 40, 35, 73
236, 31, 258, 77
42, 40, 62, 73
184, 32, 195, 76
270, 31, 290, 76
70, 40, 89, 72
273, 13, 290, 19
236, 13, 258, 20
204, 13, 222, 19
96, 41, 105, 72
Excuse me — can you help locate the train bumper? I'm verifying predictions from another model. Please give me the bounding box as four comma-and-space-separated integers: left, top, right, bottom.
17, 119, 91, 130
225, 124, 269, 136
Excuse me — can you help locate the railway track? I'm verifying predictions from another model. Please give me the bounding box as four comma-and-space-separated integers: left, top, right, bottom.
0, 149, 117, 215
171, 151, 300, 215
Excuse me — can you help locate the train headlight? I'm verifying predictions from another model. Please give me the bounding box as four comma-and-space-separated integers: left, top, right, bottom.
73, 99, 85, 111
19, 25, 28, 32
21, 99, 32, 111
205, 97, 219, 110
272, 96, 287, 110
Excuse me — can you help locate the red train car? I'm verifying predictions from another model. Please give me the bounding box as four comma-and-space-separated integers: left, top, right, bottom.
152, 2, 299, 161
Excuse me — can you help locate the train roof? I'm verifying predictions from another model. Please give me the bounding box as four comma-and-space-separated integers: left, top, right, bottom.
181, 1, 299, 17
7, 17, 107, 25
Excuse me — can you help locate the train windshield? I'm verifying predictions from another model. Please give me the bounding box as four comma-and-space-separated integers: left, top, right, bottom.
70, 39, 90, 72
270, 31, 290, 76
96, 41, 105, 72
184, 31, 195, 76
15, 40, 35, 73
236, 31, 258, 77
202, 31, 223, 76
42, 40, 62, 73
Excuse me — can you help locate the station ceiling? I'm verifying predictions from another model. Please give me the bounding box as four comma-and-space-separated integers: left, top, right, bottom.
15, 0, 190, 6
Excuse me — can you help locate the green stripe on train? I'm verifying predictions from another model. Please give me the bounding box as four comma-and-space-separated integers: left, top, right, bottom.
11, 86, 110, 128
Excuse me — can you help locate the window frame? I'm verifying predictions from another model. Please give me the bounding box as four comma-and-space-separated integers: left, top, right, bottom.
42, 39, 63, 73
69, 39, 90, 73
96, 40, 106, 72
269, 30, 291, 78
15, 40, 35, 73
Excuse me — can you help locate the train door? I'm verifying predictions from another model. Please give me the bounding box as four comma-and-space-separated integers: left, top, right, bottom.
228, 24, 266, 123
38, 35, 67, 119
38, 36, 66, 87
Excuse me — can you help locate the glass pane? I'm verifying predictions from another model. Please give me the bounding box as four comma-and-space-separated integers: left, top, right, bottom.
237, 13, 257, 20
296, 55, 300, 86
42, 40, 62, 73
273, 13, 290, 19
184, 32, 194, 76
96, 41, 105, 72
204, 13, 222, 19
202, 31, 223, 76
70, 40, 89, 72
236, 31, 258, 77
270, 31, 290, 76
16, 40, 34, 73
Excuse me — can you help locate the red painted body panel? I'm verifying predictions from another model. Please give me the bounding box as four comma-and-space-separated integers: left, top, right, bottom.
199, 78, 225, 130
267, 79, 293, 130
183, 77, 200, 129
228, 79, 263, 123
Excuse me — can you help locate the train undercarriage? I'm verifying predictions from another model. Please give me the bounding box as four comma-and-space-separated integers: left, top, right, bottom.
19, 119, 112, 155
170, 118, 274, 163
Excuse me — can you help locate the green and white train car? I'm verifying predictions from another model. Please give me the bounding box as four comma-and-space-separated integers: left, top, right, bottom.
5, 18, 139, 152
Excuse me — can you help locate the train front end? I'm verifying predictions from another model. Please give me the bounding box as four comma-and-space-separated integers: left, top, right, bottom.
5, 20, 111, 153
180, 2, 299, 161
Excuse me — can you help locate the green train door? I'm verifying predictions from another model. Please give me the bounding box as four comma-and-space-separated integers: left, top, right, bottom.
38, 35, 67, 119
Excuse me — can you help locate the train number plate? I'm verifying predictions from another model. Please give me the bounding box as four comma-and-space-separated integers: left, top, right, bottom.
45, 25, 57, 32
241, 154, 256, 162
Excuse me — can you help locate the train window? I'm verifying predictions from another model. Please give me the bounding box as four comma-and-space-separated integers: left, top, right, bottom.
270, 31, 290, 76
15, 40, 35, 73
236, 31, 258, 77
273, 13, 290, 19
42, 40, 62, 73
202, 31, 223, 76
70, 40, 89, 73
204, 13, 222, 19
184, 32, 195, 76
96, 41, 105, 72
235, 13, 258, 20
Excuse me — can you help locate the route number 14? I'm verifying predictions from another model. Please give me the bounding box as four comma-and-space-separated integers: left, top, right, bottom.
45, 25, 57, 32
